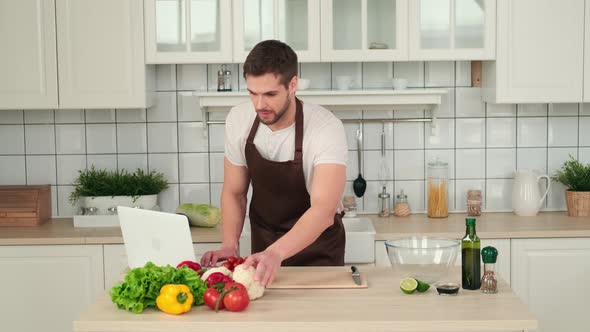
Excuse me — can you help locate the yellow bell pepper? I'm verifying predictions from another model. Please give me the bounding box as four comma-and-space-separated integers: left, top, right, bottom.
156, 284, 194, 315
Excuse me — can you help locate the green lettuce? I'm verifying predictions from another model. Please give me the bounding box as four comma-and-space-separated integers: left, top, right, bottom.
110, 262, 207, 313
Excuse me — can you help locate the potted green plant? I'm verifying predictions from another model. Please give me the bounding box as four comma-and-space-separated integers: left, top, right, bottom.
70, 167, 169, 216
552, 156, 590, 217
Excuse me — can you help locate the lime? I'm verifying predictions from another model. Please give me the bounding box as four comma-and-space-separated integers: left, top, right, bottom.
400, 277, 418, 294
416, 279, 430, 292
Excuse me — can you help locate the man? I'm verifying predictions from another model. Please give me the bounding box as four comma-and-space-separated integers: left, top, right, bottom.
200, 40, 348, 287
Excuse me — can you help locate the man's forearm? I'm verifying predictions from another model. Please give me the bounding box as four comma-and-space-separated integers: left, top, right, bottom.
220, 188, 247, 251
267, 205, 335, 261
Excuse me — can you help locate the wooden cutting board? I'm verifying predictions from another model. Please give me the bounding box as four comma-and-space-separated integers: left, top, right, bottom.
267, 267, 368, 289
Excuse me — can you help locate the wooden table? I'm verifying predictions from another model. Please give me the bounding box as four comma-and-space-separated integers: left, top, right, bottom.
74, 267, 537, 332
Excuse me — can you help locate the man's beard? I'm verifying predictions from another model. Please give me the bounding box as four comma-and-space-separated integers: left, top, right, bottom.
257, 95, 291, 125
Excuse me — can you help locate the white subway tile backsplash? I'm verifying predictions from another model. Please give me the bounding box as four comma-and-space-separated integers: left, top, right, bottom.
455, 61, 471, 87
456, 118, 485, 148
455, 179, 485, 211
548, 117, 578, 147
362, 62, 393, 88
24, 110, 53, 124
517, 117, 547, 147
486, 118, 516, 148
116, 108, 147, 123
300, 63, 331, 89
179, 153, 209, 183
393, 62, 424, 87
210, 183, 223, 207
486, 103, 516, 117
57, 155, 86, 185
486, 149, 516, 178
346, 150, 358, 181
0, 125, 24, 154
394, 150, 424, 180
57, 185, 77, 216
578, 117, 590, 146
208, 124, 225, 152
178, 92, 203, 122
579, 147, 590, 164
180, 183, 210, 204
364, 110, 393, 119
51, 185, 58, 216
394, 180, 425, 212
332, 63, 362, 89
485, 179, 513, 211
425, 61, 454, 87
546, 181, 567, 210
156, 64, 177, 91
87, 154, 117, 171
118, 154, 148, 172
0, 110, 23, 124
518, 104, 547, 117
548, 148, 577, 176
25, 124, 55, 154
148, 123, 178, 153
549, 103, 578, 116
148, 153, 179, 183
434, 88, 455, 118
394, 109, 423, 119
158, 184, 180, 212
0, 156, 25, 184
456, 88, 484, 117
363, 123, 393, 150
177, 64, 208, 91
55, 109, 84, 123
55, 124, 86, 154
148, 92, 178, 122
86, 124, 116, 154
85, 109, 115, 123
364, 150, 394, 181
516, 148, 547, 174
394, 122, 424, 149
117, 123, 147, 153
209, 152, 225, 183
455, 149, 485, 179
426, 119, 454, 149
179, 122, 208, 152
238, 65, 247, 91
26, 155, 56, 185
581, 104, 590, 116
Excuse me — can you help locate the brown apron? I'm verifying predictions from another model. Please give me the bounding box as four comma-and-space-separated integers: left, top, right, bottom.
245, 98, 345, 266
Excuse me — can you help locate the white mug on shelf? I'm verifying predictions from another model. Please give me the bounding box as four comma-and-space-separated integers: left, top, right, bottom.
392, 78, 408, 90
336, 75, 354, 90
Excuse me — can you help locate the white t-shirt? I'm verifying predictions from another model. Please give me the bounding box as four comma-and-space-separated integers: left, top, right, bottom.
224, 100, 348, 197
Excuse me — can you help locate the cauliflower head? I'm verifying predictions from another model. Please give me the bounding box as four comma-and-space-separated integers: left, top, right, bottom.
232, 264, 265, 301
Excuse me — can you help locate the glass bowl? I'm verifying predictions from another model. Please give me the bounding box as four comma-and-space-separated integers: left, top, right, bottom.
385, 236, 460, 284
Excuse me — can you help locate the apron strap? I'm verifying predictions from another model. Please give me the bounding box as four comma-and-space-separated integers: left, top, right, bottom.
246, 116, 260, 144
294, 98, 304, 163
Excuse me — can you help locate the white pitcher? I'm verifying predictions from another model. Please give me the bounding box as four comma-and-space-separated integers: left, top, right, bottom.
512, 170, 551, 216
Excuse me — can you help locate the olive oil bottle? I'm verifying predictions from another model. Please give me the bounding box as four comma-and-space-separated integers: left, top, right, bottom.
462, 218, 481, 290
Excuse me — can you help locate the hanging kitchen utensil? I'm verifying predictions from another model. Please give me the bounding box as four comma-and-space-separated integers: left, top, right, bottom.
353, 126, 367, 197
378, 123, 390, 187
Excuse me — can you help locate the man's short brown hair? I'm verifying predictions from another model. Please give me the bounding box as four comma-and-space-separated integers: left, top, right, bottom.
243, 40, 298, 88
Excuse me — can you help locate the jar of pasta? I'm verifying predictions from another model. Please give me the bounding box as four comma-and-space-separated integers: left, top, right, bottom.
427, 159, 449, 218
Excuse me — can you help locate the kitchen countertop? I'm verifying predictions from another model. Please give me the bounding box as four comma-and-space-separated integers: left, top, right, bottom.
74, 266, 537, 332
1, 212, 589, 246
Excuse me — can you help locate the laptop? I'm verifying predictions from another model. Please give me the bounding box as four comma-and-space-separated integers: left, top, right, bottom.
117, 206, 196, 269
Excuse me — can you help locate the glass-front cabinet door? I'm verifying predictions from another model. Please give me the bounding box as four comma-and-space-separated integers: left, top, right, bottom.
233, 0, 321, 63
144, 0, 232, 63
409, 0, 495, 60
321, 0, 409, 62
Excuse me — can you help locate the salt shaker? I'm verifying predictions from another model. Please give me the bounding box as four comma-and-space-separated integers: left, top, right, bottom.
224, 65, 232, 91
378, 186, 391, 217
481, 246, 498, 294
217, 65, 225, 92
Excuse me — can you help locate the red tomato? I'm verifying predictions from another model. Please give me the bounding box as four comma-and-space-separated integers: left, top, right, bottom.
223, 289, 250, 312
227, 256, 237, 264
203, 288, 225, 311
221, 261, 234, 271
223, 282, 247, 292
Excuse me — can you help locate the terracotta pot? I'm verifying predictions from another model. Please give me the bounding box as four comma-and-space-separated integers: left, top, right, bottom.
565, 190, 590, 217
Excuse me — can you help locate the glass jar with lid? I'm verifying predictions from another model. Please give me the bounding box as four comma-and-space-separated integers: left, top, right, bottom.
427, 159, 449, 218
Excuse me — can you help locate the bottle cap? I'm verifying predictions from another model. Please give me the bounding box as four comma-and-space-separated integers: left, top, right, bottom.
466, 218, 476, 226
396, 189, 407, 200
481, 246, 498, 263
378, 186, 390, 198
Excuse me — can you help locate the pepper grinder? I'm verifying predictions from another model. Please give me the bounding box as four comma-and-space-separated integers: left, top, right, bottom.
224, 65, 232, 91
378, 186, 391, 217
217, 65, 225, 92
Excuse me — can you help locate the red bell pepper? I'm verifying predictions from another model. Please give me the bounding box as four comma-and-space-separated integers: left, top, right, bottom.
176, 260, 202, 274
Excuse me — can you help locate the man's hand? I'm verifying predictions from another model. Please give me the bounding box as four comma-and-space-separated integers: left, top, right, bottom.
200, 247, 239, 267
241, 248, 283, 287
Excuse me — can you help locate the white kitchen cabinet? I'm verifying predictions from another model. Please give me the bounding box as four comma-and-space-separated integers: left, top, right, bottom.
482, 0, 585, 103
0, 245, 104, 332
0, 0, 58, 109
408, 0, 495, 60
511, 238, 590, 332
144, 0, 233, 64
321, 0, 409, 62
584, 0, 590, 102
377, 238, 511, 285
103, 243, 220, 289
233, 0, 320, 63
55, 0, 155, 109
